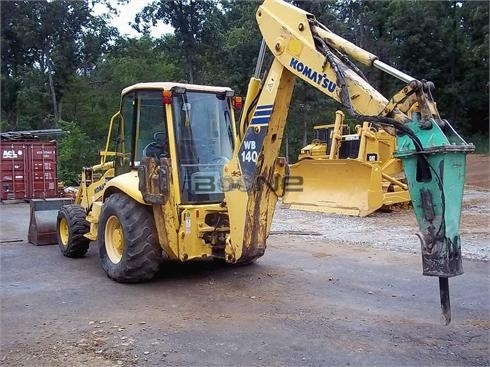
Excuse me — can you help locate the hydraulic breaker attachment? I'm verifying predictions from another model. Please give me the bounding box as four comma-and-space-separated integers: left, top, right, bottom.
395, 117, 474, 324
28, 198, 73, 245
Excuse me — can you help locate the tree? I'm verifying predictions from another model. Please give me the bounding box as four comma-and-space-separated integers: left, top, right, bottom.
454, 1, 489, 134
135, 0, 221, 83
2, 0, 487, 184
382, 1, 488, 134
57, 120, 97, 185
1, 0, 115, 130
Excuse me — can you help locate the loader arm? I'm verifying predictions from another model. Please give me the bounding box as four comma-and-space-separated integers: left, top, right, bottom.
223, 0, 473, 323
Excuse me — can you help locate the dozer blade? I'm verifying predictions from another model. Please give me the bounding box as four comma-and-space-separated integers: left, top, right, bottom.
283, 159, 385, 217
28, 198, 73, 245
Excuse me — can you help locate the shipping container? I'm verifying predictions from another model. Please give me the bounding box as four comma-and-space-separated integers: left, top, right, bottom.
0, 141, 58, 200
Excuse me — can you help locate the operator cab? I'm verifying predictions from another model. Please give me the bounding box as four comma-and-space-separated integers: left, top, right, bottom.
113, 82, 237, 205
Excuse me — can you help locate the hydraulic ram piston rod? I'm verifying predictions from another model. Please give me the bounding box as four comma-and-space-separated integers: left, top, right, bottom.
315, 26, 415, 83
373, 60, 415, 84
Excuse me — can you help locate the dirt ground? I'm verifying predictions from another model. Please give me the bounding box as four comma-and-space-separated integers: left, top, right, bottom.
465, 154, 490, 189
0, 154, 488, 367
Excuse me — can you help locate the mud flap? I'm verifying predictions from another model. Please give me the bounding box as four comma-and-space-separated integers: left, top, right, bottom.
28, 198, 73, 245
283, 159, 385, 217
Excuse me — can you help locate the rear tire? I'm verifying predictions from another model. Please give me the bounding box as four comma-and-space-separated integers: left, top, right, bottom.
98, 193, 163, 283
57, 205, 90, 258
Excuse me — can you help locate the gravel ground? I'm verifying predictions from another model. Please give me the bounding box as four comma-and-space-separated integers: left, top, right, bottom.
272, 187, 490, 261
0, 169, 488, 366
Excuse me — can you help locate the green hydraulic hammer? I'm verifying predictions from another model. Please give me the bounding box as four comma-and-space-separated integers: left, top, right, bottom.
395, 116, 474, 324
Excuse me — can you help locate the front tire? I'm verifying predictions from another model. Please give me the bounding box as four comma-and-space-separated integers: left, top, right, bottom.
57, 205, 90, 258
98, 193, 163, 283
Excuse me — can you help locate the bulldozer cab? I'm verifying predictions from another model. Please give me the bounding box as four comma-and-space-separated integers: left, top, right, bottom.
114, 83, 237, 206
314, 124, 350, 144
309, 123, 371, 160
298, 124, 352, 161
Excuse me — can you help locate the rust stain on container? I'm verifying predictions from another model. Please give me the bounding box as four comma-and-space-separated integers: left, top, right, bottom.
0, 141, 58, 200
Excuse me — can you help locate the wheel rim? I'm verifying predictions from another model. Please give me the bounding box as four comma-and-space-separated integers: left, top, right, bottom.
59, 217, 69, 246
105, 215, 124, 264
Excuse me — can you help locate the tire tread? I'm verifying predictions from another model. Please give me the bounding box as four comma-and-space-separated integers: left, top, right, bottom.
98, 193, 162, 283
57, 205, 90, 258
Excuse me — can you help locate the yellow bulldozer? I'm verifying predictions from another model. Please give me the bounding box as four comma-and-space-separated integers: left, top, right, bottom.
283, 110, 411, 216
28, 0, 474, 323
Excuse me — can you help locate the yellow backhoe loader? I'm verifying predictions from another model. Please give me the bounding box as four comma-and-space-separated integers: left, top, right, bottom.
29, 0, 473, 324
283, 110, 411, 216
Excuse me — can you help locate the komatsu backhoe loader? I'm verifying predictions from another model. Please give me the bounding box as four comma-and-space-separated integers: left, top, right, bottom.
35, 0, 472, 324
283, 110, 411, 216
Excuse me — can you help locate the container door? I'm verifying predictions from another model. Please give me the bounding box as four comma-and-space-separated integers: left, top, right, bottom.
29, 142, 58, 199
0, 142, 28, 200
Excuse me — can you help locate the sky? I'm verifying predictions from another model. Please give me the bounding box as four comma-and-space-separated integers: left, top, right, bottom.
92, 0, 173, 38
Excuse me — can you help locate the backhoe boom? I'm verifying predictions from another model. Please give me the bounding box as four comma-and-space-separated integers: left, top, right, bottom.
223, 0, 474, 324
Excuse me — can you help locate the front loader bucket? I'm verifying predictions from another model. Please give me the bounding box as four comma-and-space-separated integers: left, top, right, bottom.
28, 198, 73, 245
283, 159, 385, 217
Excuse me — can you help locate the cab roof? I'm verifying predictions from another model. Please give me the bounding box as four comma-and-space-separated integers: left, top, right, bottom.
121, 82, 234, 96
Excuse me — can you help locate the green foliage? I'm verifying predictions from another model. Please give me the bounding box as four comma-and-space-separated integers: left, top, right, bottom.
2, 0, 488, 180
372, 1, 488, 134
135, 0, 221, 83
213, 1, 262, 91
468, 133, 489, 154
282, 80, 342, 161
1, 0, 117, 129
57, 120, 99, 185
